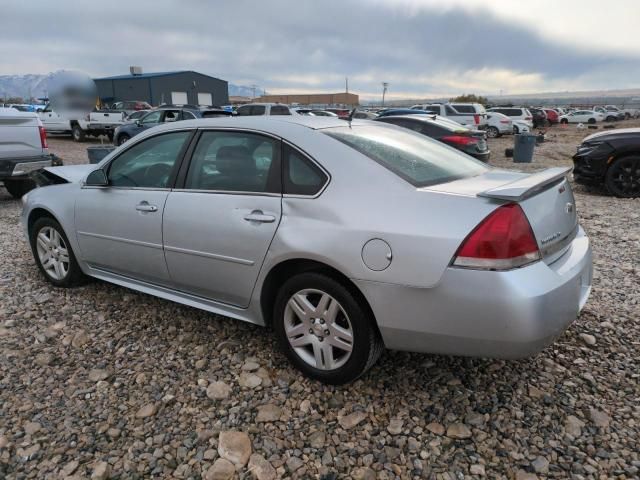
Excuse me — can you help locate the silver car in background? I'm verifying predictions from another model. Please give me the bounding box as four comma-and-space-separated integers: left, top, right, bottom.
21, 116, 592, 384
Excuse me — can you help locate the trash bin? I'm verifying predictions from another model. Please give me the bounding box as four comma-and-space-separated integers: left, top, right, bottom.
87, 146, 116, 164
513, 133, 536, 163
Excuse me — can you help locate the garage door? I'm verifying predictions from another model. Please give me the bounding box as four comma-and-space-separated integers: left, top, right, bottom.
197, 93, 212, 106
171, 92, 188, 105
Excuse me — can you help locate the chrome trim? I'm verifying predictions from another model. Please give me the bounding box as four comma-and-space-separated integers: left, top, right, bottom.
77, 231, 163, 250
164, 245, 255, 266
81, 186, 172, 191
170, 188, 281, 197
542, 224, 579, 262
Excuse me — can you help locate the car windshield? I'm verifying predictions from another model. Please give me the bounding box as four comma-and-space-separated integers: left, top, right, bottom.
324, 125, 488, 187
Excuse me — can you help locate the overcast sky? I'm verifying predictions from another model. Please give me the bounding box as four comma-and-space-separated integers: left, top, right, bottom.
2, 0, 640, 99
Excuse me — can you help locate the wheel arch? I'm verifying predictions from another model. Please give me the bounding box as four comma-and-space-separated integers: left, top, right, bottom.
27, 207, 62, 236
259, 258, 380, 335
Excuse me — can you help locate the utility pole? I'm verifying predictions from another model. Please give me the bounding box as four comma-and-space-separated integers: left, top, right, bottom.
251, 84, 259, 100
345, 77, 349, 94
381, 82, 389, 107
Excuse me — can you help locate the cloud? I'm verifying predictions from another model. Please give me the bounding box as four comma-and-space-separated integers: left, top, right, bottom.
1, 0, 639, 99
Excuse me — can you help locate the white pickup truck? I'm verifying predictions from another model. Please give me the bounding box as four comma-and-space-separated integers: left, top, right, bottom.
0, 108, 60, 198
411, 102, 488, 129
39, 104, 125, 142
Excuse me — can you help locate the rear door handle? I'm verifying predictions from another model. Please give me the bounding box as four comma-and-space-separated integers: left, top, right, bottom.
136, 202, 158, 212
244, 210, 276, 223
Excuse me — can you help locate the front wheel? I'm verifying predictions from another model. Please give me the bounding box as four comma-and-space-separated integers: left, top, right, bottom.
273, 272, 383, 384
605, 156, 640, 198
3, 179, 35, 198
588, 118, 596, 124
486, 126, 499, 138
561, 118, 568, 125
29, 217, 87, 287
116, 134, 130, 146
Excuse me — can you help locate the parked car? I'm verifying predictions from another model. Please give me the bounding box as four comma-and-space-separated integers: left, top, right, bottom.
573, 127, 640, 197
559, 110, 604, 124
611, 105, 640, 119
528, 108, 547, 128
377, 108, 435, 118
113, 106, 231, 145
39, 104, 125, 142
420, 103, 488, 129
21, 116, 592, 384
124, 110, 150, 121
512, 119, 531, 134
110, 100, 152, 117
485, 112, 513, 138
593, 106, 623, 122
375, 114, 490, 162
352, 111, 378, 120
296, 109, 339, 117
543, 108, 559, 125
324, 108, 350, 119
0, 108, 58, 198
235, 103, 297, 116
487, 107, 534, 133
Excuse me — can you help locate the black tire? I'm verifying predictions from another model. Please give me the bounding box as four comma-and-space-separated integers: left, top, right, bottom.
29, 216, 87, 287
560, 118, 568, 125
273, 272, 383, 385
72, 124, 85, 142
588, 118, 596, 124
605, 156, 640, 198
486, 126, 499, 138
606, 116, 615, 122
624, 113, 631, 120
117, 134, 130, 146
3, 179, 35, 198
513, 125, 520, 134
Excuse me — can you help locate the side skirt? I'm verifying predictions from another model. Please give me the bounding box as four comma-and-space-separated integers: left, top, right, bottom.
86, 266, 261, 325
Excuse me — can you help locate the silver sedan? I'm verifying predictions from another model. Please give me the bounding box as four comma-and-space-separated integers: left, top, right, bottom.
21, 116, 592, 384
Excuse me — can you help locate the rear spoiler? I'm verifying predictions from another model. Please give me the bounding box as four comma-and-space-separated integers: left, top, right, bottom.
478, 167, 571, 201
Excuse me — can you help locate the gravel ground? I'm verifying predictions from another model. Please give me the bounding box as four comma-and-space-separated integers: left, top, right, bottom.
0, 123, 639, 479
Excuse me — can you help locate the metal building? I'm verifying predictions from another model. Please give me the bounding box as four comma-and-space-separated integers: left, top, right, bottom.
94, 70, 228, 107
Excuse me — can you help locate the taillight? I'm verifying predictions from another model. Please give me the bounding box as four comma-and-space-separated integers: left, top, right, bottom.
500, 120, 511, 124
39, 126, 48, 149
441, 135, 478, 146
452, 204, 540, 270
473, 114, 479, 124
525, 116, 532, 120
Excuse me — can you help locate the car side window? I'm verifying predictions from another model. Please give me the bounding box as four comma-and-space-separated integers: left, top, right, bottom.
445, 105, 457, 115
162, 110, 180, 122
182, 111, 197, 120
270, 105, 291, 115
141, 111, 162, 124
108, 131, 191, 188
251, 105, 266, 115
185, 131, 280, 193
284, 145, 328, 196
235, 105, 251, 116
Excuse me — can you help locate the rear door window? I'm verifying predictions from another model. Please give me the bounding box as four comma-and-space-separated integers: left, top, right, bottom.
270, 105, 291, 115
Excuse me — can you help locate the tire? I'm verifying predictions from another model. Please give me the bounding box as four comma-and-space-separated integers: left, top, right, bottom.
29, 217, 87, 287
588, 118, 596, 124
3, 179, 35, 198
486, 126, 499, 138
561, 118, 568, 125
72, 124, 85, 142
624, 113, 631, 120
117, 134, 130, 146
606, 116, 615, 122
513, 125, 520, 134
605, 156, 640, 198
273, 272, 383, 384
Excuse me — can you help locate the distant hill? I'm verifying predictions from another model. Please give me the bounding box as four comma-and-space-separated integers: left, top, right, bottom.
0, 73, 257, 103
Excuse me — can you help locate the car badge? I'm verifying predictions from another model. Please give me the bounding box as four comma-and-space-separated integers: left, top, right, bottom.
558, 184, 566, 194
565, 202, 574, 214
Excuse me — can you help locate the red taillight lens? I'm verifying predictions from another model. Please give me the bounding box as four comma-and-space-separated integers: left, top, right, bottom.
453, 204, 540, 270
39, 126, 48, 149
473, 114, 479, 124
441, 135, 478, 146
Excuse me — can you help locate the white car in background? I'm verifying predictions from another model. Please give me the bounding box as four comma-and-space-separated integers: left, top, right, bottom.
487, 107, 533, 133
559, 110, 604, 124
485, 112, 513, 138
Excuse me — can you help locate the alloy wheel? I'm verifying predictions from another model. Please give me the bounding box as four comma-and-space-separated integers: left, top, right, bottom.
36, 226, 70, 280
608, 158, 640, 197
284, 289, 354, 370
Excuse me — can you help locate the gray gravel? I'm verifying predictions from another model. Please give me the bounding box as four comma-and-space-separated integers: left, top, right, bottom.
1, 126, 639, 479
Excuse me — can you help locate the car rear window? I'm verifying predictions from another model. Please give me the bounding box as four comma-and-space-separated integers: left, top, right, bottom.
324, 125, 488, 187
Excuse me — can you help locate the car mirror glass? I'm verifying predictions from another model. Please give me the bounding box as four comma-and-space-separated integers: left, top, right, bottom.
85, 169, 108, 186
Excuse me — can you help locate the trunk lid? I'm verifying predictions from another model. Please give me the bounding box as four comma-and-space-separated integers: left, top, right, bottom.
424, 167, 578, 262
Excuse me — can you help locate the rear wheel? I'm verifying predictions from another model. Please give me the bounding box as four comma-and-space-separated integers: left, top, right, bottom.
486, 126, 499, 138
3, 179, 35, 198
117, 134, 130, 146
273, 272, 383, 384
605, 156, 640, 198
72, 124, 85, 142
513, 125, 520, 134
588, 118, 596, 124
29, 217, 87, 287
560, 118, 569, 125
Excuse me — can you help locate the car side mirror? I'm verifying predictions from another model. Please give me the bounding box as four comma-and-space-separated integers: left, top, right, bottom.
136, 120, 142, 127
85, 169, 108, 186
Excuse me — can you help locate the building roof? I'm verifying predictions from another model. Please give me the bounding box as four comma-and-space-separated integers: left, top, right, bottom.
94, 70, 225, 82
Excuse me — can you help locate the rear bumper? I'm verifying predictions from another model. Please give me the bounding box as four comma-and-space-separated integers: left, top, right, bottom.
355, 227, 592, 359
0, 154, 54, 180
471, 150, 491, 162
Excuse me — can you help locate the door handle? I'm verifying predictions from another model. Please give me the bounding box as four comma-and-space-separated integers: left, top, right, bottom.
244, 210, 276, 223
136, 202, 158, 212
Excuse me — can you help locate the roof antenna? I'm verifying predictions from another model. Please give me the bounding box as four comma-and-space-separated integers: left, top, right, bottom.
347, 107, 357, 128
